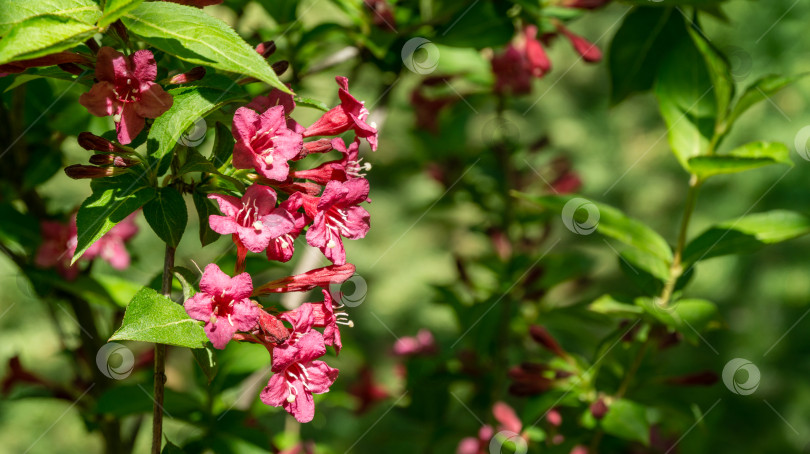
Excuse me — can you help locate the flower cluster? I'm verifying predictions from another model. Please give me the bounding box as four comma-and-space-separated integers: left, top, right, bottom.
184, 77, 377, 422
36, 213, 139, 279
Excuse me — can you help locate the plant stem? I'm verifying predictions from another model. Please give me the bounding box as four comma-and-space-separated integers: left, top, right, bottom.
152, 244, 176, 454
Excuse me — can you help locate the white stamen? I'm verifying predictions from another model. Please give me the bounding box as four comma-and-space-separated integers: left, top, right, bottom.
264, 154, 274, 165
252, 220, 263, 231
286, 394, 296, 403
227, 313, 234, 326
113, 114, 121, 123
326, 239, 336, 249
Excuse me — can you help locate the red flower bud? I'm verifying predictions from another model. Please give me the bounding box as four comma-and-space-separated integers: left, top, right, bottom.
272, 60, 289, 76
64, 164, 121, 179
563, 0, 611, 9
665, 370, 719, 387
253, 264, 356, 295
590, 397, 608, 419
255, 40, 277, 58
529, 325, 567, 357
557, 24, 602, 63
169, 66, 206, 85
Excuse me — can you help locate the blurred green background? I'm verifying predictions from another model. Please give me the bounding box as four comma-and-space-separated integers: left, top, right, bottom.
2, 0, 810, 452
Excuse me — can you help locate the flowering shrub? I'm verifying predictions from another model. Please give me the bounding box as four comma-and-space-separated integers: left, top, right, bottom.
2, 0, 810, 453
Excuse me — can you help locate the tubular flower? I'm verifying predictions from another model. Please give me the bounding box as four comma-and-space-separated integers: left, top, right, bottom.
266, 192, 306, 263
184, 264, 260, 349
232, 105, 303, 181
292, 138, 371, 184
304, 178, 371, 265
303, 76, 378, 151
79, 47, 173, 144
208, 184, 295, 253
260, 304, 338, 422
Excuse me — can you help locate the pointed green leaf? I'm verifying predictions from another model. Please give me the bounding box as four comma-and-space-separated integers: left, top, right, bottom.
687, 22, 734, 123
0, 0, 101, 36
683, 210, 810, 263
0, 15, 98, 64
110, 287, 208, 348
121, 2, 290, 92
687, 141, 792, 178
99, 0, 142, 27
74, 173, 156, 264
514, 192, 673, 262
143, 186, 187, 247
726, 74, 809, 129
600, 399, 650, 446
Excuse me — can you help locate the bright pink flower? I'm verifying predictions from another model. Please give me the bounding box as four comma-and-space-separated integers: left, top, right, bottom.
184, 264, 259, 349
208, 184, 295, 253
304, 178, 370, 265
522, 26, 552, 77
457, 425, 494, 454
557, 24, 602, 62
266, 192, 306, 263
393, 329, 437, 356
84, 212, 138, 269
253, 263, 356, 295
79, 47, 173, 144
260, 304, 338, 422
284, 289, 350, 353
246, 89, 297, 123
491, 26, 551, 95
493, 401, 523, 434
35, 220, 79, 280
232, 105, 303, 181
292, 138, 372, 184
303, 77, 378, 151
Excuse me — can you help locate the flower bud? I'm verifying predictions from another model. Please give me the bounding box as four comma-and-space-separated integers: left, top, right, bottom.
529, 325, 567, 357
169, 66, 206, 85
255, 40, 276, 58
78, 132, 117, 152
272, 60, 289, 76
89, 154, 138, 167
557, 24, 602, 63
563, 0, 611, 9
590, 397, 608, 419
64, 164, 121, 179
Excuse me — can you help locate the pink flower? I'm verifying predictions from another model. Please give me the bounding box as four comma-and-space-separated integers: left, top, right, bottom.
393, 329, 437, 356
35, 220, 79, 280
184, 264, 259, 349
292, 138, 372, 184
557, 24, 602, 62
260, 304, 338, 422
265, 192, 306, 263
253, 263, 356, 295
232, 105, 303, 181
303, 77, 378, 151
284, 289, 350, 354
246, 89, 299, 129
208, 184, 295, 253
491, 26, 551, 95
84, 212, 138, 269
79, 47, 173, 144
457, 425, 494, 454
493, 401, 523, 434
304, 178, 370, 265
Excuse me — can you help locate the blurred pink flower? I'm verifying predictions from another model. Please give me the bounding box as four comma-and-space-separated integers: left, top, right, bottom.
79, 47, 172, 144
393, 329, 437, 356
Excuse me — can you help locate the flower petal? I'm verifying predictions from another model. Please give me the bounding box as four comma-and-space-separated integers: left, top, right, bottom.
79, 81, 117, 117
199, 263, 230, 295
304, 360, 338, 394
116, 102, 145, 145
184, 293, 214, 322
134, 82, 173, 118
131, 49, 158, 82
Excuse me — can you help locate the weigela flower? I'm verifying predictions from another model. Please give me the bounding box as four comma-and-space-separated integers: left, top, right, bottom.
303, 77, 378, 151
292, 138, 371, 184
304, 178, 370, 265
84, 213, 139, 269
265, 192, 306, 263
35, 220, 79, 280
392, 329, 437, 356
208, 184, 295, 253
491, 26, 551, 95
283, 289, 352, 354
457, 402, 525, 454
79, 47, 173, 144
232, 105, 303, 181
260, 304, 338, 422
253, 263, 356, 295
457, 425, 494, 454
184, 264, 259, 349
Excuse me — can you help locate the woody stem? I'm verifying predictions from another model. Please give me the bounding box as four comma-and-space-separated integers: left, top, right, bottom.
152, 244, 175, 454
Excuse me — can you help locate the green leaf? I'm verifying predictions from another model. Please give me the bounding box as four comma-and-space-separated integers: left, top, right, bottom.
433, 1, 512, 49
162, 438, 186, 454
192, 190, 221, 247
687, 22, 734, 124
171, 266, 197, 301
110, 287, 208, 348
618, 248, 670, 295
682, 210, 810, 264
588, 294, 644, 317
600, 399, 650, 446
121, 2, 290, 92
143, 186, 187, 247
636, 297, 720, 343
178, 148, 220, 175
726, 74, 808, 129
74, 173, 156, 264
146, 79, 246, 162
99, 0, 142, 28
209, 121, 234, 169
608, 7, 685, 104
192, 345, 218, 384
654, 37, 716, 169
0, 15, 98, 64
687, 141, 792, 178
293, 96, 329, 112
514, 193, 673, 262
0, 0, 101, 36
